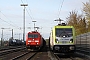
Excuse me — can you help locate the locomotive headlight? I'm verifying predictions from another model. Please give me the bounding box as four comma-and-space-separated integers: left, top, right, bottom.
70, 39, 73, 43
54, 46, 60, 50
55, 39, 59, 43
28, 40, 31, 42
36, 43, 39, 44
69, 46, 75, 50
35, 40, 39, 42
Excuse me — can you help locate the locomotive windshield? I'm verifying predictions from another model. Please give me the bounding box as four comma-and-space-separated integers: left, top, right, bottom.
28, 34, 38, 38
56, 28, 73, 37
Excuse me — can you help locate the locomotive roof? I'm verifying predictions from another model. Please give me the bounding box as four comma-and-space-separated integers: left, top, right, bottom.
54, 25, 74, 28
28, 31, 40, 34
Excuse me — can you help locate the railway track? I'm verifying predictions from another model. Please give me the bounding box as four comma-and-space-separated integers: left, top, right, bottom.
11, 51, 38, 60
11, 46, 50, 60
0, 47, 26, 56
0, 45, 88, 60
48, 50, 87, 60
0, 47, 26, 60
0, 50, 27, 60
0, 46, 23, 51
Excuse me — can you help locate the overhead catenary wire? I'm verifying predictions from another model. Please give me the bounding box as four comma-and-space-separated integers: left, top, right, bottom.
21, 0, 24, 3
0, 18, 13, 26
25, 0, 34, 20
58, 0, 64, 18
21, 0, 33, 20
0, 18, 22, 30
0, 2, 23, 30
0, 5, 21, 28
26, 8, 33, 20
20, 0, 37, 32
0, 11, 21, 29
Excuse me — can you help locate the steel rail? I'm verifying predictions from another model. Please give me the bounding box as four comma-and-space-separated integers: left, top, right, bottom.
11, 52, 29, 60
26, 52, 38, 60
11, 51, 38, 60
0, 47, 25, 56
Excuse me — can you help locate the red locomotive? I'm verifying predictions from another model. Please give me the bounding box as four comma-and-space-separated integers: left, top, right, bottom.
26, 31, 46, 50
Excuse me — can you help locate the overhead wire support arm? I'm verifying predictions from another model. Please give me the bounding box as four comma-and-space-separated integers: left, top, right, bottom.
58, 0, 64, 18
32, 21, 37, 31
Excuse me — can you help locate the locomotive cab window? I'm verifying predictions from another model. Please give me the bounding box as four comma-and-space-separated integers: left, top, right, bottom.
28, 34, 38, 38
56, 28, 73, 37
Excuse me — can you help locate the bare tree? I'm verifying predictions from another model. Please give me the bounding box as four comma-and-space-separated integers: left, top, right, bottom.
83, 0, 90, 32
67, 11, 86, 35
83, 0, 90, 21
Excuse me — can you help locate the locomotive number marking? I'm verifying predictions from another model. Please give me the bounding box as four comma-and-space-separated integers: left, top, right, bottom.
62, 41, 67, 43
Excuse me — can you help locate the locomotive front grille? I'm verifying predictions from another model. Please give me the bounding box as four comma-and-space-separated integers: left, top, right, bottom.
60, 46, 69, 52
53, 45, 75, 53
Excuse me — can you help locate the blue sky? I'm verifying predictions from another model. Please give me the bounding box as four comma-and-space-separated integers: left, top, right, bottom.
0, 0, 89, 40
